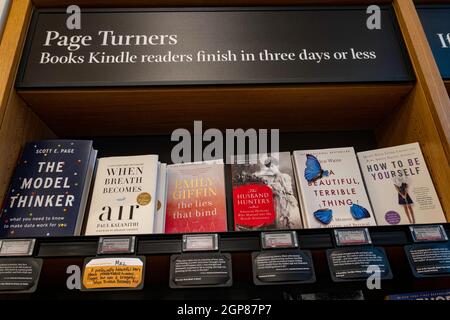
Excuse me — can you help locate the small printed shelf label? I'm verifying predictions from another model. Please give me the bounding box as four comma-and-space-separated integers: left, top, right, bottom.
261, 231, 298, 249
182, 234, 219, 252
334, 228, 372, 246
0, 239, 35, 256
410, 225, 448, 243
97, 236, 136, 255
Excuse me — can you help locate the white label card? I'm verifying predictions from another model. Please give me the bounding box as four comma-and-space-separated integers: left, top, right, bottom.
261, 231, 298, 249
334, 228, 372, 246
410, 225, 448, 243
182, 234, 219, 252
97, 236, 136, 255
0, 239, 35, 256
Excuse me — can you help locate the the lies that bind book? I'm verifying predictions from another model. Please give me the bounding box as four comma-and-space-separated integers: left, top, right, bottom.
165, 160, 228, 234
84, 154, 159, 235
357, 143, 445, 225
293, 147, 377, 228
0, 140, 97, 237
231, 152, 303, 231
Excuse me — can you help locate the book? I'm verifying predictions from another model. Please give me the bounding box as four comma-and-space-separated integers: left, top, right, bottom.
153, 163, 167, 233
231, 152, 302, 231
386, 289, 450, 300
165, 160, 227, 234
292, 147, 377, 228
0, 140, 97, 237
84, 154, 159, 235
0, 0, 11, 41
357, 143, 445, 225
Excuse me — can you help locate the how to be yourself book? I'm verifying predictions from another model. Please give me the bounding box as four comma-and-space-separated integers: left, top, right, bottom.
0, 140, 97, 237
357, 142, 445, 225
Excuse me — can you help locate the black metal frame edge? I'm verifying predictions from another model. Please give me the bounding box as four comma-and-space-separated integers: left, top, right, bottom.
16, 5, 415, 88
32, 223, 449, 257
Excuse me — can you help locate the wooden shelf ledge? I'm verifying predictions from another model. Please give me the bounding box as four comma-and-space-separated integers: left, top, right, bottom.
18, 82, 413, 136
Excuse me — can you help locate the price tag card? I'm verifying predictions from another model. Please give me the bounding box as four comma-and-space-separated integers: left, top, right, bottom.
334, 228, 372, 246
327, 247, 393, 282
169, 252, 232, 289
182, 234, 219, 252
81, 256, 145, 291
97, 236, 136, 255
0, 258, 42, 293
405, 242, 450, 278
261, 231, 298, 249
0, 239, 35, 257
410, 225, 448, 243
252, 249, 315, 285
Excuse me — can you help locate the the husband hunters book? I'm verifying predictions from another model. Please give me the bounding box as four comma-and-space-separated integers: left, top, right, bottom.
0, 140, 97, 237
231, 152, 303, 231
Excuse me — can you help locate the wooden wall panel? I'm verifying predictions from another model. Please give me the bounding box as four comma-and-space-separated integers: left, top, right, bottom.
0, 0, 32, 127
394, 0, 450, 160
0, 92, 54, 205
376, 83, 450, 221
0, 0, 55, 205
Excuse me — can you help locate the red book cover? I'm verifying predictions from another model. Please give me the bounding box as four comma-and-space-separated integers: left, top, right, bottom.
165, 160, 227, 234
231, 153, 303, 231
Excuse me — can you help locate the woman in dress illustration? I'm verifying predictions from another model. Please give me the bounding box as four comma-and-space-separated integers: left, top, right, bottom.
394, 176, 415, 224
254, 155, 300, 229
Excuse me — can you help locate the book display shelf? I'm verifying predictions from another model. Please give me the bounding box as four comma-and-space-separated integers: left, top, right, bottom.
0, 0, 449, 300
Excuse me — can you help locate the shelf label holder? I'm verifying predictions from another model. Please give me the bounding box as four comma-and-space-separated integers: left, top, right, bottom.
97, 236, 136, 255
0, 239, 36, 257
182, 234, 219, 252
409, 225, 448, 243
260, 231, 298, 250
334, 228, 372, 247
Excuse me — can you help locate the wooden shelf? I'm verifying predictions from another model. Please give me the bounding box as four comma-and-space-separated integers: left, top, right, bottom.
18, 83, 413, 136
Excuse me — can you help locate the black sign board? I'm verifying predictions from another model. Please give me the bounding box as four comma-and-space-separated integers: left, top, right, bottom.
169, 252, 232, 289
0, 258, 42, 293
252, 250, 315, 285
327, 247, 392, 282
405, 242, 450, 278
417, 6, 450, 79
17, 6, 413, 88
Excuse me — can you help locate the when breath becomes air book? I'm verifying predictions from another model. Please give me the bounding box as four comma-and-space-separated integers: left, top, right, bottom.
84, 154, 159, 235
293, 147, 377, 228
165, 160, 227, 234
357, 143, 445, 225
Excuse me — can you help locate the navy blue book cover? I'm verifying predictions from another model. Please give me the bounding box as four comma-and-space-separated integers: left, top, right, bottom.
0, 140, 94, 237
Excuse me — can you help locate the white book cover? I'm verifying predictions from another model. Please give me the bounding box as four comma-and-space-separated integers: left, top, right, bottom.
357, 142, 445, 225
153, 163, 167, 233
85, 154, 159, 235
293, 147, 377, 228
